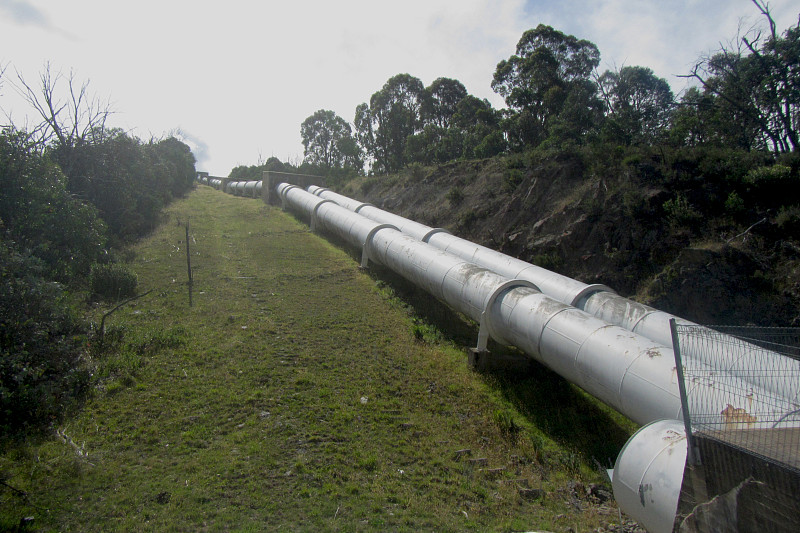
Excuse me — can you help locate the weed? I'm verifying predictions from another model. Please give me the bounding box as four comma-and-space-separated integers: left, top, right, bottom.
503, 168, 525, 192
89, 263, 138, 301
776, 205, 800, 233
493, 409, 520, 440
724, 191, 746, 216
532, 252, 563, 271
406, 162, 427, 182
360, 176, 380, 195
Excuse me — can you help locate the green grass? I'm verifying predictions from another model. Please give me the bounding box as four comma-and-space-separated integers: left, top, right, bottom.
1, 186, 636, 531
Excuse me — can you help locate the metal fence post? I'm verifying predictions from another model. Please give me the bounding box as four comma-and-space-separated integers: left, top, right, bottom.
670, 318, 699, 465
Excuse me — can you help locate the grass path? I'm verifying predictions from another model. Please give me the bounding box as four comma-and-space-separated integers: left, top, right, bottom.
1, 186, 635, 531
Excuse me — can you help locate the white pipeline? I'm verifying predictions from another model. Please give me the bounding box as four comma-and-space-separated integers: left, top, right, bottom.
280, 183, 792, 428
307, 185, 800, 408
209, 178, 797, 533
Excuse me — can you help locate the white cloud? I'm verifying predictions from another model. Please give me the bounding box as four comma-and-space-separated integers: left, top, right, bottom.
0, 0, 49, 27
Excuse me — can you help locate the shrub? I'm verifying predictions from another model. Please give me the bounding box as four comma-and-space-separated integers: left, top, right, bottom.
446, 186, 465, 206
474, 131, 506, 158
493, 409, 520, 439
775, 205, 800, 235
89, 263, 138, 301
663, 193, 702, 227
724, 191, 746, 216
406, 162, 426, 182
1, 129, 107, 281
360, 176, 380, 196
743, 164, 798, 209
621, 186, 647, 217
532, 252, 563, 271
744, 164, 792, 186
1, 239, 90, 437
504, 168, 525, 192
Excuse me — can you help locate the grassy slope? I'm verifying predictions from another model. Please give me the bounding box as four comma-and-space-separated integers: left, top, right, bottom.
1, 186, 636, 532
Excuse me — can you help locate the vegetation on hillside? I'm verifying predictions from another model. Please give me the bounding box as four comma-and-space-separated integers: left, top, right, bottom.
228, 5, 800, 318
1, 66, 197, 438
282, 0, 800, 326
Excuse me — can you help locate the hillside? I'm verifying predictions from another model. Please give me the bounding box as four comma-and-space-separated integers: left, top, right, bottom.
340, 150, 800, 327
1, 187, 642, 532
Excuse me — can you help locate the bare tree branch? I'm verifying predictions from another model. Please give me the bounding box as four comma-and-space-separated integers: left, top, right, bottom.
679, 3, 798, 153
9, 62, 114, 150
751, 0, 777, 40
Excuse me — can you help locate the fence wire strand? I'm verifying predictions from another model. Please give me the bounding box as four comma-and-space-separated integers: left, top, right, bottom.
676, 325, 800, 472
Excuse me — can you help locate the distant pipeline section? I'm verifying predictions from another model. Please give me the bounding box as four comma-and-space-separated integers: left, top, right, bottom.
197, 172, 800, 533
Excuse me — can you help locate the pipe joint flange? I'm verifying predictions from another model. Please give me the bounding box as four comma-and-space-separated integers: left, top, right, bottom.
354, 202, 375, 213
476, 279, 539, 352
421, 228, 450, 243
629, 309, 661, 337
278, 184, 299, 210
311, 199, 336, 232
569, 283, 616, 309
361, 223, 399, 268
309, 185, 328, 196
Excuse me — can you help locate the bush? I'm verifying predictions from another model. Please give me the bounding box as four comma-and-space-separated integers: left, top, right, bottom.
360, 176, 380, 196
89, 263, 138, 301
406, 162, 427, 182
1, 129, 107, 281
1, 239, 91, 438
504, 168, 525, 191
493, 409, 520, 439
663, 193, 702, 227
532, 252, 564, 271
744, 164, 792, 186
474, 131, 507, 158
446, 186, 465, 206
724, 191, 746, 216
775, 205, 800, 235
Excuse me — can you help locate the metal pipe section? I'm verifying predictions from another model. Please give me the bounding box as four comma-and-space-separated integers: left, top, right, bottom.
281, 183, 794, 428
307, 185, 800, 407
279, 182, 800, 532
307, 186, 605, 304
612, 419, 688, 533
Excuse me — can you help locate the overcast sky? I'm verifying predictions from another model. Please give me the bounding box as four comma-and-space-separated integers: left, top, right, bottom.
1, 0, 798, 175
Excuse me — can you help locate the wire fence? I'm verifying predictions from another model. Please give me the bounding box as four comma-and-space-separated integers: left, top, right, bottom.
673, 324, 800, 472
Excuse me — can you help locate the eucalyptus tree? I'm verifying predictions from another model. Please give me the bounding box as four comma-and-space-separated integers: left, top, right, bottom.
492, 24, 601, 148
11, 62, 113, 177
452, 95, 506, 158
597, 66, 674, 145
683, 0, 799, 152
354, 73, 427, 173
424, 77, 468, 128
668, 87, 717, 147
301, 109, 363, 172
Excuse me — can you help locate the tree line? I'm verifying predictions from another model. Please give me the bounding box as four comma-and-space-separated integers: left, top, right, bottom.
1, 65, 197, 437
297, 1, 798, 177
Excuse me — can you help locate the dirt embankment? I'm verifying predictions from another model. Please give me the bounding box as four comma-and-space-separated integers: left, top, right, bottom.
340, 157, 800, 326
